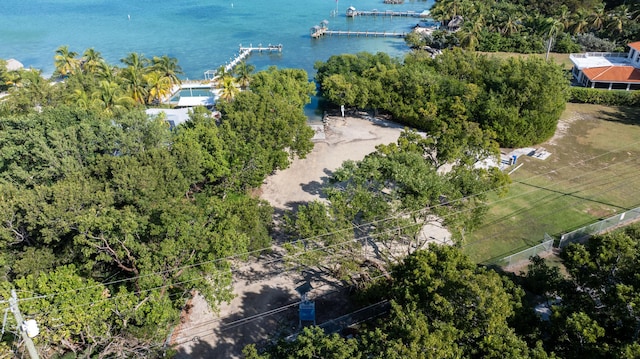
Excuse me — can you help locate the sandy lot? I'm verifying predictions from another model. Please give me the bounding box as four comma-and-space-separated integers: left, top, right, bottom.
171, 115, 408, 358
261, 115, 406, 211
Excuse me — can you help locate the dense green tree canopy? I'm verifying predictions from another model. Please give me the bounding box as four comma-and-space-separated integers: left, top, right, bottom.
424, 0, 639, 53
246, 245, 548, 359
315, 50, 569, 147
0, 49, 314, 357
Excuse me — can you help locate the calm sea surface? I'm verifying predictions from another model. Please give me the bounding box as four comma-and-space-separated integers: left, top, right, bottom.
1, 0, 433, 119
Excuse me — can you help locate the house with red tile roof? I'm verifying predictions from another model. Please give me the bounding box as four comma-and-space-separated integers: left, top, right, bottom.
570, 42, 640, 91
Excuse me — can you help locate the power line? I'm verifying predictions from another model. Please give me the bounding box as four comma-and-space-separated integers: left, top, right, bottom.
13, 144, 640, 318
9, 137, 640, 315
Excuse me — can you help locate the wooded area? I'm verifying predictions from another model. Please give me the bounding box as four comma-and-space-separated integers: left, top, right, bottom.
409, 0, 640, 54
314, 50, 569, 147
247, 224, 640, 358
0, 51, 313, 356
0, 15, 636, 354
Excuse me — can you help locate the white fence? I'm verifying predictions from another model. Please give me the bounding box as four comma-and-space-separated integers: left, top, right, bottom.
558, 206, 640, 248
495, 206, 640, 269
496, 233, 555, 269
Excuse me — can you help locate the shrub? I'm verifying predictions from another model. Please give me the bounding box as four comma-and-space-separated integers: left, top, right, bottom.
576, 33, 616, 52
569, 87, 640, 106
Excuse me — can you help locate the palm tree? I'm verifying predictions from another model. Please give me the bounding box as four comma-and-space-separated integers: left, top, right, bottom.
145, 71, 172, 104
121, 65, 148, 105
501, 14, 521, 36
121, 52, 149, 73
73, 88, 92, 109
607, 5, 630, 35
233, 61, 255, 90
92, 80, 135, 116
82, 48, 104, 74
458, 16, 484, 50
151, 55, 183, 88
214, 65, 230, 80
95, 61, 118, 83
120, 53, 150, 105
557, 6, 572, 30
54, 45, 80, 77
218, 75, 239, 102
570, 9, 590, 35
544, 17, 565, 60
631, 3, 640, 22
589, 4, 606, 31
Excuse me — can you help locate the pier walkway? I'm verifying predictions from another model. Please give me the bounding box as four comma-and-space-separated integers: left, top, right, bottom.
203, 44, 282, 81
311, 28, 408, 38
347, 9, 430, 17
164, 43, 282, 104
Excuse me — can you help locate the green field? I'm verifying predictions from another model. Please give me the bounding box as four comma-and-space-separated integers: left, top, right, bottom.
478, 51, 573, 69
463, 103, 640, 264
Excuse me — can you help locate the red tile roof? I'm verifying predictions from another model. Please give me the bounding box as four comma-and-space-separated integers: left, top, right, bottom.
582, 66, 640, 83
629, 42, 640, 52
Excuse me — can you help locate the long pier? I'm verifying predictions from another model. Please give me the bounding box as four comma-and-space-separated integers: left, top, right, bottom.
203, 43, 283, 80
311, 27, 407, 38
324, 30, 407, 37
347, 9, 430, 17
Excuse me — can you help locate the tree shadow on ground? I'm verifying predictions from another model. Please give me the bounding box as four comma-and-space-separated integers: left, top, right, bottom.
300, 168, 334, 198
210, 284, 299, 358
598, 107, 640, 126
172, 338, 217, 359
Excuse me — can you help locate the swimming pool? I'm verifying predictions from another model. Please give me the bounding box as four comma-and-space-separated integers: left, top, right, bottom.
169, 87, 215, 103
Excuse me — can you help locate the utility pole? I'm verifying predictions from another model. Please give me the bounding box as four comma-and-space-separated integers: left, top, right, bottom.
9, 290, 40, 359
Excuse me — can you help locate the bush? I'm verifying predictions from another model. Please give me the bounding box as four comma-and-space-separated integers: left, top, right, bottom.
576, 33, 616, 52
569, 87, 640, 106
554, 34, 582, 53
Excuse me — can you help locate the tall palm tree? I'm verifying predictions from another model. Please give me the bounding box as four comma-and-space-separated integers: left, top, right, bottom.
589, 4, 606, 31
233, 61, 255, 90
92, 80, 135, 116
501, 14, 521, 36
121, 65, 148, 105
151, 55, 183, 88
95, 61, 118, 83
218, 75, 239, 102
82, 48, 104, 74
73, 88, 92, 109
145, 71, 172, 104
120, 53, 150, 105
458, 16, 484, 50
570, 9, 590, 35
607, 5, 630, 35
54, 45, 79, 77
544, 17, 565, 60
214, 65, 230, 80
120, 52, 149, 72
557, 6, 572, 30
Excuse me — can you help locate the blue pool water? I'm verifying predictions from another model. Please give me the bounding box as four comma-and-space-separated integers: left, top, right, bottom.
177, 88, 214, 97
1, 0, 434, 119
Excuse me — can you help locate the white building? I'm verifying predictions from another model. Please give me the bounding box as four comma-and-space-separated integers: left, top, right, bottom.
570, 41, 640, 91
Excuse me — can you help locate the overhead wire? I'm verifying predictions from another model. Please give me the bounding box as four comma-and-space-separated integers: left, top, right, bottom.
8, 136, 640, 321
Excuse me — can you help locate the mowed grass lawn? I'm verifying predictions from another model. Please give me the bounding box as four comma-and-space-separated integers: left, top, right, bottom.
463, 103, 640, 264
478, 51, 573, 69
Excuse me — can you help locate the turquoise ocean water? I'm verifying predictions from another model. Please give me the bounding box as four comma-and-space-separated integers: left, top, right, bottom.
1, 0, 434, 119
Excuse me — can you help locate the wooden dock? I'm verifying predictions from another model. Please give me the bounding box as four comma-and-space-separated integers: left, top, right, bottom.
203, 43, 282, 80
311, 28, 407, 38
346, 8, 431, 18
